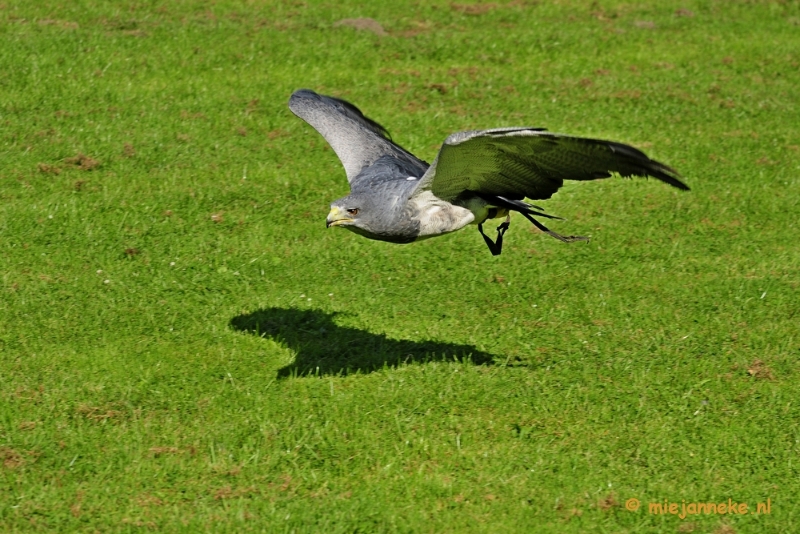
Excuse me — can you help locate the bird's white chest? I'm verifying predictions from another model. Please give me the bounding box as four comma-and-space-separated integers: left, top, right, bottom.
410, 190, 475, 238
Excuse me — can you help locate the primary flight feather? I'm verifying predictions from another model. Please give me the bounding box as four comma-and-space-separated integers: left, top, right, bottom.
289, 89, 688, 255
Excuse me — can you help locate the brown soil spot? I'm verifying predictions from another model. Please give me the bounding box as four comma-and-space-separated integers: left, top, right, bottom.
149, 447, 180, 456
597, 493, 618, 511
76, 403, 124, 421
451, 3, 497, 15
747, 359, 774, 380
1, 447, 24, 469
65, 153, 100, 171
334, 18, 386, 36
38, 163, 61, 175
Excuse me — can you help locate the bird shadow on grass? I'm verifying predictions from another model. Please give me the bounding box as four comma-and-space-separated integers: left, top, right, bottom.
229, 307, 497, 377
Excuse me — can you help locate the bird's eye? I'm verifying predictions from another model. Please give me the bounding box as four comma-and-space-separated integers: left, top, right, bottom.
346, 208, 359, 216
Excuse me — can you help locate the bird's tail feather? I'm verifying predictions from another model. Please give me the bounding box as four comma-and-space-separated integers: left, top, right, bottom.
493, 195, 561, 220
519, 212, 589, 243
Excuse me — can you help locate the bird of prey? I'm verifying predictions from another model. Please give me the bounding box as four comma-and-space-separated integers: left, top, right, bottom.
288, 89, 688, 255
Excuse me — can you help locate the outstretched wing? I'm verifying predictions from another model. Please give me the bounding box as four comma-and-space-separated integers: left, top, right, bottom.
414, 128, 688, 202
288, 89, 427, 184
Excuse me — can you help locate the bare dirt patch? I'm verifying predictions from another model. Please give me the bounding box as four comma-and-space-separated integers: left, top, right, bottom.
76, 403, 125, 421
1, 447, 24, 469
451, 3, 498, 15
149, 446, 181, 457
597, 493, 619, 511
38, 19, 79, 30
334, 18, 386, 36
64, 154, 100, 171
37, 163, 61, 175
747, 359, 774, 380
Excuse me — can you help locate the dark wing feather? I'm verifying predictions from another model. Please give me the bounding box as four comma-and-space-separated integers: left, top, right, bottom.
414, 128, 688, 202
288, 89, 427, 184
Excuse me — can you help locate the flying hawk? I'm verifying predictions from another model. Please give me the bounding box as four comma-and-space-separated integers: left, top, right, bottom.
289, 89, 688, 255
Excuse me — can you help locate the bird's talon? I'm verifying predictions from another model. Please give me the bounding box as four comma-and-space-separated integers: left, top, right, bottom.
479, 221, 509, 256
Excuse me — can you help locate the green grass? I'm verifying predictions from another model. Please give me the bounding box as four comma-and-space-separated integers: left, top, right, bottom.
1, 0, 799, 532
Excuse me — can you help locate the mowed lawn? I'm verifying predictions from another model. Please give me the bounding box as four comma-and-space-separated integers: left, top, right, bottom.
1, 1, 798, 532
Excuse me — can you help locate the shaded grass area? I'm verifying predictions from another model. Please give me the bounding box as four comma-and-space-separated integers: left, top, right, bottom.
230, 307, 497, 376
1, 0, 799, 532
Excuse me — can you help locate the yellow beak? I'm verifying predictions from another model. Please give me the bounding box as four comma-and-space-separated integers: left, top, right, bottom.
326, 206, 354, 228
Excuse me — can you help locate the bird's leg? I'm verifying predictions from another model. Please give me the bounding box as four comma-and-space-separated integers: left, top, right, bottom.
478, 215, 511, 256
478, 223, 502, 255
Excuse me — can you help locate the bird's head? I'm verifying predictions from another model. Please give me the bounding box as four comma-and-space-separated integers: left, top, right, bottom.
326, 195, 376, 236
326, 206, 357, 228
326, 194, 413, 243
327, 201, 361, 228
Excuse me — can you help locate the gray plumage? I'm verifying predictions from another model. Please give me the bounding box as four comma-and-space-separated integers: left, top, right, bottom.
288, 89, 689, 255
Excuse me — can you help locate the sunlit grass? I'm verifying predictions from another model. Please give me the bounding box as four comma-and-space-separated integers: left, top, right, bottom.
1, 1, 798, 532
